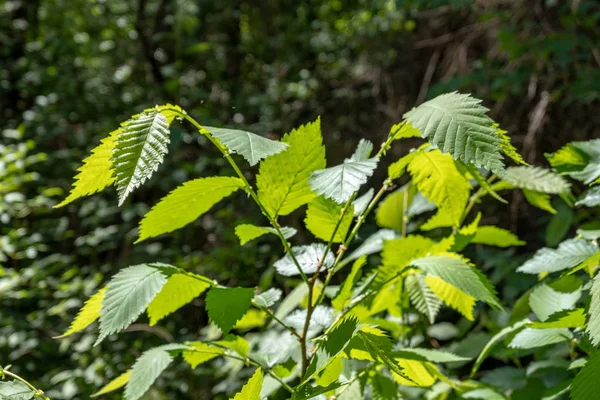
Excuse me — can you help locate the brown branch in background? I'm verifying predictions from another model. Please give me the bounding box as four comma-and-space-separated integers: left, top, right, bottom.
416, 48, 441, 105
523, 90, 549, 164
135, 0, 166, 88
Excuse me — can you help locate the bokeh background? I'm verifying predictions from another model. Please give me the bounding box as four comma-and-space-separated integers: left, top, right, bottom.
1, 0, 599, 398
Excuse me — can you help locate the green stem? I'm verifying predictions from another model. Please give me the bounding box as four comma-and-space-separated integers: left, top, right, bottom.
178, 112, 309, 284
1, 368, 48, 399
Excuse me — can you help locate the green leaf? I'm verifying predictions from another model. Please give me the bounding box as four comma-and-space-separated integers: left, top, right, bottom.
406, 273, 442, 323
112, 108, 172, 205
378, 235, 435, 285
586, 273, 600, 346
517, 239, 599, 274
394, 348, 471, 363
358, 331, 406, 377
257, 118, 326, 216
571, 349, 600, 400
352, 188, 374, 216
494, 126, 526, 165
404, 92, 505, 172
472, 226, 525, 247
55, 130, 117, 207
182, 342, 224, 368
407, 150, 471, 226
147, 273, 212, 326
370, 374, 398, 400
425, 275, 475, 320
0, 381, 34, 400
389, 121, 420, 141
576, 186, 600, 207
332, 257, 366, 310
206, 126, 288, 166
523, 189, 557, 214
508, 328, 572, 349
137, 176, 245, 242
230, 368, 263, 400
502, 166, 571, 194
125, 344, 189, 400
547, 139, 600, 184
339, 229, 396, 268
463, 388, 506, 400
464, 163, 507, 203
309, 151, 379, 203
420, 208, 455, 231
273, 243, 334, 277
411, 255, 501, 308
306, 316, 360, 377
388, 152, 417, 180
305, 196, 353, 243
215, 335, 250, 358
205, 287, 255, 335
92, 370, 132, 397
96, 264, 171, 344
375, 188, 412, 231
529, 283, 580, 322
530, 308, 586, 329
254, 288, 282, 308
57, 287, 106, 338
234, 224, 296, 245
351, 139, 375, 161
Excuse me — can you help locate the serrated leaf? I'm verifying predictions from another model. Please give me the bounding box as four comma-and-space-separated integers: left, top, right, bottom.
125, 344, 189, 400
206, 287, 254, 335
206, 126, 288, 166
254, 288, 282, 308
494, 126, 526, 165
463, 163, 507, 203
586, 273, 600, 346
406, 273, 442, 323
92, 370, 131, 397
388, 152, 417, 180
547, 139, 600, 184
97, 264, 171, 344
471, 319, 530, 376
309, 155, 379, 204
0, 381, 34, 400
273, 243, 334, 277
257, 119, 326, 216
523, 189, 557, 214
378, 235, 435, 285
137, 177, 245, 242
358, 331, 406, 378
404, 92, 505, 172
394, 348, 471, 363
411, 255, 501, 308
529, 283, 580, 321
508, 328, 572, 349
231, 368, 263, 400
391, 358, 437, 387
530, 308, 586, 329
420, 208, 455, 231
234, 309, 267, 330
183, 342, 224, 368
332, 257, 366, 311
576, 186, 600, 207
56, 130, 117, 207
517, 239, 599, 274
284, 306, 334, 337
352, 188, 374, 216
351, 139, 374, 161
472, 226, 525, 247
571, 349, 600, 400
339, 229, 397, 268
463, 388, 506, 400
112, 109, 172, 205
502, 166, 571, 194
215, 335, 250, 358
147, 273, 212, 326
425, 275, 475, 320
390, 121, 421, 141
305, 196, 353, 243
370, 373, 398, 400
408, 150, 471, 226
375, 188, 411, 231
234, 224, 296, 246
57, 287, 106, 338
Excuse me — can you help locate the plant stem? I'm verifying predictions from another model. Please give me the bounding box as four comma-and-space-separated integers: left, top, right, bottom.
1, 367, 48, 399
177, 111, 309, 284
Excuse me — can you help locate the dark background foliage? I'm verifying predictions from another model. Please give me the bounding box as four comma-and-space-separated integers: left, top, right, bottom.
1, 0, 598, 398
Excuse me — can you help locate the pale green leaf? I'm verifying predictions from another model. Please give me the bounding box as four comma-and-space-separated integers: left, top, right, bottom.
125, 344, 189, 400
273, 243, 334, 277
206, 287, 255, 335
411, 254, 501, 308
305, 196, 353, 243
56, 130, 117, 208
352, 188, 374, 216
206, 126, 288, 166
339, 229, 397, 268
586, 273, 600, 346
332, 257, 366, 311
375, 188, 411, 231
57, 287, 106, 338
393, 348, 471, 363
529, 283, 580, 321
530, 308, 586, 329
420, 208, 455, 231
388, 152, 417, 180
472, 226, 525, 247
407, 150, 471, 226
517, 239, 599, 274
404, 92, 505, 172
234, 224, 296, 245
508, 328, 572, 349
547, 139, 600, 184
257, 118, 326, 216
523, 189, 557, 214
97, 264, 171, 344
137, 176, 244, 242
350, 139, 374, 161
112, 109, 172, 205
462, 388, 506, 400
147, 273, 212, 326
378, 235, 435, 285
231, 368, 263, 400
0, 381, 34, 400
425, 275, 475, 320
92, 370, 131, 397
494, 126, 526, 165
215, 335, 250, 358
575, 186, 600, 207
406, 273, 442, 323
183, 342, 224, 368
253, 288, 282, 308
571, 348, 600, 400
389, 121, 420, 141
502, 166, 571, 194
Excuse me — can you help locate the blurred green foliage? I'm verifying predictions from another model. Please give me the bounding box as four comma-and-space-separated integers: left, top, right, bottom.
1, 0, 599, 398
